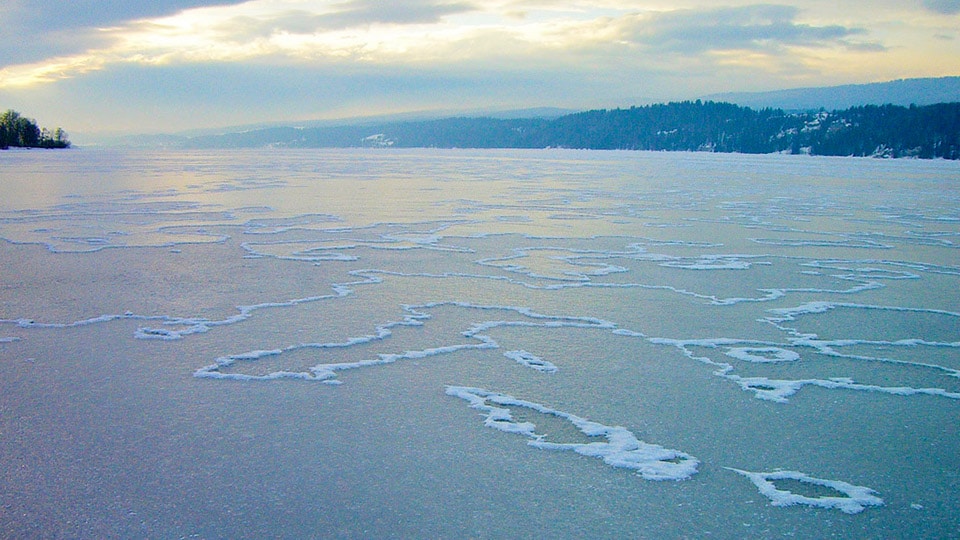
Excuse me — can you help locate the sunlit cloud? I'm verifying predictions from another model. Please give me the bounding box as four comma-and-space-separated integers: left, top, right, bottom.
0, 1, 890, 89
0, 53, 111, 87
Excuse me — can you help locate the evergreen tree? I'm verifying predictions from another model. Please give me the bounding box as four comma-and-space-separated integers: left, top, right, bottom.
0, 109, 70, 149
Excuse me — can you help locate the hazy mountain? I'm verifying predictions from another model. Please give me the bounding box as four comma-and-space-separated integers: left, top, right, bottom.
86, 77, 960, 151
75, 107, 577, 147
701, 77, 960, 111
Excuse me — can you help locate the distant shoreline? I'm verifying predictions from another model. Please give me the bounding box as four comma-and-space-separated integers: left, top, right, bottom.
172, 101, 959, 160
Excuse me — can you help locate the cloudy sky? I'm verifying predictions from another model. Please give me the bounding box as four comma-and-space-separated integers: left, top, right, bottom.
1, 0, 958, 135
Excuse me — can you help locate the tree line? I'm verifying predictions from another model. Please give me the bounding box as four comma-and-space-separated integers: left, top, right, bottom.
0, 110, 70, 149
183, 101, 960, 160
512, 101, 960, 158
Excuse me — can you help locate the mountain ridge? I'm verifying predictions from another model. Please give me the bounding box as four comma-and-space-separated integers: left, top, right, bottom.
701, 77, 960, 110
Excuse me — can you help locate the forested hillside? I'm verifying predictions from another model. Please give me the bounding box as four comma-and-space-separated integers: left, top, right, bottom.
182, 101, 960, 159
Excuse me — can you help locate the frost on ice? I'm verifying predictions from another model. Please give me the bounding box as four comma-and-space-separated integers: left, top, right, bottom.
446, 386, 698, 481
727, 468, 883, 514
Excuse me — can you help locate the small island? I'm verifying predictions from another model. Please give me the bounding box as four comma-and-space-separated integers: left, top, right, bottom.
1, 110, 70, 149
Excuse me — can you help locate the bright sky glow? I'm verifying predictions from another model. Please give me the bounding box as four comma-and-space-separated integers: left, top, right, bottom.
1, 0, 958, 134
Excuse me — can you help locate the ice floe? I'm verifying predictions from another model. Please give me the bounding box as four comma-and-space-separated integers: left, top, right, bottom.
646, 336, 960, 403
767, 301, 960, 327
658, 255, 754, 270
727, 468, 883, 514
724, 347, 800, 363
446, 386, 699, 481
503, 350, 558, 372
750, 237, 892, 249
194, 302, 614, 382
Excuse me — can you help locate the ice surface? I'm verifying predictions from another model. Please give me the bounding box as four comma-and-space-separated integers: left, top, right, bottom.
2, 149, 958, 537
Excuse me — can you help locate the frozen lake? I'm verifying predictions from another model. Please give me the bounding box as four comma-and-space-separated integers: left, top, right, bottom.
1, 148, 958, 538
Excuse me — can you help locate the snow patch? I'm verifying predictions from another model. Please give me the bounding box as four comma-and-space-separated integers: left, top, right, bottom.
727, 468, 883, 514
724, 347, 801, 363
503, 350, 558, 373
447, 386, 698, 481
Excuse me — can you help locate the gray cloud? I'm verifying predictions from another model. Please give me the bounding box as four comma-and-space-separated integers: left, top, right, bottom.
922, 0, 960, 14
318, 0, 478, 28
0, 0, 245, 64
215, 1, 478, 42
616, 4, 873, 54
2, 0, 241, 32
